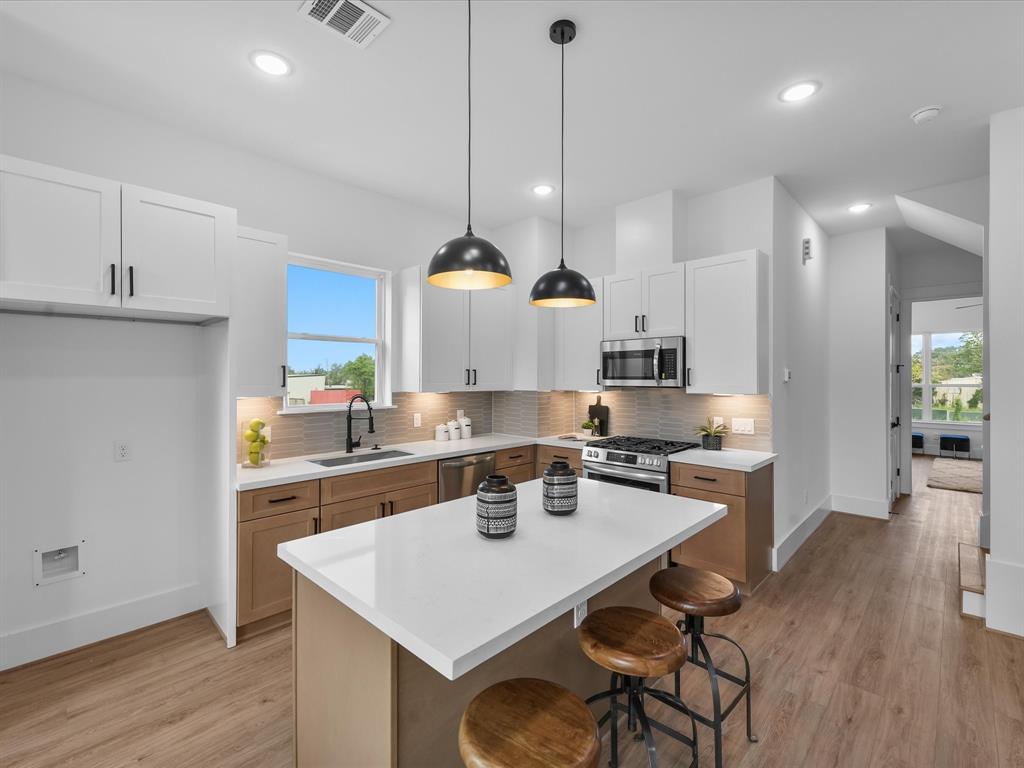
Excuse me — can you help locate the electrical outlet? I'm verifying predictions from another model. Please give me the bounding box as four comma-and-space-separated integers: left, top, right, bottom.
413, 412, 422, 427
573, 599, 588, 628
732, 418, 755, 435
712, 416, 724, 428
113, 441, 131, 462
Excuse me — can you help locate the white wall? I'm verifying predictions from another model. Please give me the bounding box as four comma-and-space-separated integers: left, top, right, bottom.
684, 178, 774, 261
573, 216, 616, 279
828, 228, 890, 519
614, 190, 685, 271
911, 297, 983, 333
898, 249, 982, 293
0, 315, 209, 668
770, 179, 832, 565
0, 73, 466, 274
986, 106, 1024, 637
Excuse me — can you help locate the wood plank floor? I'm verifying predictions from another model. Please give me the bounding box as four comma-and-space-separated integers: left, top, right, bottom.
2, 455, 1022, 767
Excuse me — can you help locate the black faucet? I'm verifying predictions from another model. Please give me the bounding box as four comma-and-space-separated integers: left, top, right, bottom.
346, 395, 375, 453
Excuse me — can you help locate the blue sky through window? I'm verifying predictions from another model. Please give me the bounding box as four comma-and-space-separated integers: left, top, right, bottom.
287, 265, 377, 371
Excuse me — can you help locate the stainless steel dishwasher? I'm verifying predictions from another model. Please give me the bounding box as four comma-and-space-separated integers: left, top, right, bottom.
438, 453, 495, 502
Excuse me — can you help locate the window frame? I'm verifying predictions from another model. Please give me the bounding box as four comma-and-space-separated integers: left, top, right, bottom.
911, 330, 983, 425
282, 252, 392, 413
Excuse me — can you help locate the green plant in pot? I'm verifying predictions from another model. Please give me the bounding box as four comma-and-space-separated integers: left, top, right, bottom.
696, 417, 728, 450
581, 419, 597, 436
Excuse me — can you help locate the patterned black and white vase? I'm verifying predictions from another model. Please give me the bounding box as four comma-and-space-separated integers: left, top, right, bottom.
476, 474, 517, 539
542, 460, 578, 516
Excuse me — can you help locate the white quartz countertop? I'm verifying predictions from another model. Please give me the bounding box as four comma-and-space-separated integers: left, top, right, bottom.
668, 447, 777, 472
277, 478, 726, 680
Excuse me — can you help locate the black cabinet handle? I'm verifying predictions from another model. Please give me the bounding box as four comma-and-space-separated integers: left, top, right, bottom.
508, 454, 524, 460
634, 315, 640, 333
642, 314, 647, 332
686, 368, 692, 386
268, 495, 298, 504
596, 368, 601, 386
553, 454, 569, 460
389, 500, 395, 516
110, 264, 116, 295
472, 368, 477, 386
694, 475, 718, 482
464, 368, 470, 386
281, 365, 287, 388
128, 266, 135, 297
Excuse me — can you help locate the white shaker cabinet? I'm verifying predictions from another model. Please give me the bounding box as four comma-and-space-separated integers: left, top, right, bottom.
233, 228, 288, 397
121, 184, 234, 316
468, 285, 515, 390
684, 250, 769, 395
555, 280, 604, 391
0, 155, 121, 308
602, 264, 684, 340
421, 280, 470, 392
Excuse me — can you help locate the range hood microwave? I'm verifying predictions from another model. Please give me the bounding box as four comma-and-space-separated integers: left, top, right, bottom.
600, 336, 685, 388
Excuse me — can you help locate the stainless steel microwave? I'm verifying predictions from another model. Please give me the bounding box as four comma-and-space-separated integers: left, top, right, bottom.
600, 336, 685, 388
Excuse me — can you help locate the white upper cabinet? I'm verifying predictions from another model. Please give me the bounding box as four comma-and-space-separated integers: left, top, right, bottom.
684, 250, 768, 395
468, 286, 515, 391
602, 264, 684, 340
555, 280, 604, 391
421, 279, 470, 392
121, 184, 234, 316
233, 228, 288, 397
0, 155, 121, 308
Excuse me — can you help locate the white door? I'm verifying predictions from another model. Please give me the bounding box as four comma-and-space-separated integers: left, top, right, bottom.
121, 184, 235, 316
234, 228, 288, 397
602, 273, 642, 340
685, 251, 762, 394
888, 287, 902, 504
0, 155, 121, 308
469, 286, 515, 391
421, 282, 470, 392
641, 264, 685, 337
556, 281, 604, 391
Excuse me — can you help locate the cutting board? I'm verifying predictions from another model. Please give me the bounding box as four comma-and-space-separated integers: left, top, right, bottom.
587, 396, 610, 436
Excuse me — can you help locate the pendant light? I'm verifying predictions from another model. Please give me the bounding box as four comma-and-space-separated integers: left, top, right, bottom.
529, 19, 596, 308
427, 0, 512, 290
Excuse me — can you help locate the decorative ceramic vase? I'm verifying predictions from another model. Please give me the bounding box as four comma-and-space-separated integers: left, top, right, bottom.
542, 460, 578, 516
701, 435, 723, 451
476, 474, 517, 539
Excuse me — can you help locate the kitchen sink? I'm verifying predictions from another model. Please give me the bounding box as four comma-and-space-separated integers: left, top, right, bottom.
311, 450, 413, 467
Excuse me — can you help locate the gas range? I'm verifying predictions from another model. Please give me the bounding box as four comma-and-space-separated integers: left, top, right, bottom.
582, 435, 700, 493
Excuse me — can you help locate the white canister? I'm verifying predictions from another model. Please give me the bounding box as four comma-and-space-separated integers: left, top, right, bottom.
434, 424, 450, 442
447, 419, 461, 440
459, 416, 472, 439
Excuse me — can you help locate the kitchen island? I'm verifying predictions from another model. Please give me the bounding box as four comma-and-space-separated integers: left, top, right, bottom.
278, 477, 725, 767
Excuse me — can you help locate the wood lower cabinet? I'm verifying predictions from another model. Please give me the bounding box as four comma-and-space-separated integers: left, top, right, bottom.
385, 483, 438, 516
322, 494, 386, 532
503, 463, 534, 485
670, 463, 773, 594
237, 506, 318, 625
535, 445, 583, 475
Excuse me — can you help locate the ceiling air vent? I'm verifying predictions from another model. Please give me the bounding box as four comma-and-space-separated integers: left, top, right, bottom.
299, 0, 391, 49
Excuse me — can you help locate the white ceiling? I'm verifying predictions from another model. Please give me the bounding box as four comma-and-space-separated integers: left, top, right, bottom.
1, 0, 1021, 236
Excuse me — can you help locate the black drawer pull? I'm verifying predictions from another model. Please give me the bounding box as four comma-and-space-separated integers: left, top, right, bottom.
267, 495, 299, 504
281, 364, 287, 388
553, 454, 569, 460
693, 476, 718, 482
508, 454, 523, 460
110, 264, 116, 295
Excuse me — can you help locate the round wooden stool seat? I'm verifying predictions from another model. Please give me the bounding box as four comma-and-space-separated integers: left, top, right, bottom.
649, 565, 741, 617
458, 678, 600, 768
577, 606, 686, 679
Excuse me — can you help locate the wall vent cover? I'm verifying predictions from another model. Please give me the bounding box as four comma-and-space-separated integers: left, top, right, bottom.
299, 0, 391, 49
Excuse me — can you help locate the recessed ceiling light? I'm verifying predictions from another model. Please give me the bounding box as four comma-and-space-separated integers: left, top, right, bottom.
250, 51, 291, 77
910, 105, 943, 125
532, 184, 555, 197
848, 202, 872, 214
779, 81, 820, 103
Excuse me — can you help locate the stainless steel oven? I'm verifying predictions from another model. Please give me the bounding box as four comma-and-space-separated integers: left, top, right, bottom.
582, 462, 668, 493
600, 336, 684, 388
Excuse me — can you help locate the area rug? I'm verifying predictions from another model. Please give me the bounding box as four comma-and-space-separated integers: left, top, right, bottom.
927, 457, 983, 493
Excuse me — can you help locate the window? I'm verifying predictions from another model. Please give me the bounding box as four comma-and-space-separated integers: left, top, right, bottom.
911, 331, 983, 422
285, 255, 390, 410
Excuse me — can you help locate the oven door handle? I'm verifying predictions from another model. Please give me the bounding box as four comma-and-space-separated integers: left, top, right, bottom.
584, 462, 667, 486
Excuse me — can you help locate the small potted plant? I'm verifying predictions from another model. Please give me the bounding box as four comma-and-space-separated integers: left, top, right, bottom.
581, 419, 597, 436
696, 417, 728, 451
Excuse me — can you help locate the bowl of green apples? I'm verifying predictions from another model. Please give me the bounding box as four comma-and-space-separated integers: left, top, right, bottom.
243, 418, 271, 467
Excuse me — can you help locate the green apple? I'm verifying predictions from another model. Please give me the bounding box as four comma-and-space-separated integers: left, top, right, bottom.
248, 418, 266, 432
243, 429, 259, 443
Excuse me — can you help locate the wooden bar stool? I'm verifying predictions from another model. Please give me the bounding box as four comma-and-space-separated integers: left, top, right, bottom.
458, 678, 601, 768
649, 565, 758, 768
578, 606, 698, 768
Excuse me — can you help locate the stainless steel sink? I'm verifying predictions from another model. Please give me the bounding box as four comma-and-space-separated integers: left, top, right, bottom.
311, 450, 413, 467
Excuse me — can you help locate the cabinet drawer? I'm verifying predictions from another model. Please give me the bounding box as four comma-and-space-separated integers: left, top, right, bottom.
238, 480, 320, 522
385, 483, 438, 516
503, 463, 535, 485
536, 445, 583, 471
495, 445, 535, 469
321, 494, 386, 532
670, 486, 747, 583
670, 464, 746, 497
237, 507, 318, 625
321, 461, 438, 505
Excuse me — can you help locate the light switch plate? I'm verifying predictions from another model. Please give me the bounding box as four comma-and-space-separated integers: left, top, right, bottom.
413, 412, 422, 427
573, 599, 588, 628
732, 418, 755, 435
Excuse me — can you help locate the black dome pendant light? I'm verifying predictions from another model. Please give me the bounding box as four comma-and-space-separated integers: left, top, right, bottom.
529, 19, 596, 308
427, 0, 512, 290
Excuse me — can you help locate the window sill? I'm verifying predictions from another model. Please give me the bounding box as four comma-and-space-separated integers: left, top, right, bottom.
278, 402, 396, 415
911, 420, 983, 429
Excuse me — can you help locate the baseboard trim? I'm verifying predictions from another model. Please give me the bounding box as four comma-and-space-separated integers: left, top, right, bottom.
0, 582, 205, 671
831, 494, 890, 520
961, 589, 986, 619
772, 494, 832, 570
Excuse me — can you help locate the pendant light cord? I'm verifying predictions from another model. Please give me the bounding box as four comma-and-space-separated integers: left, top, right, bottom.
466, 0, 472, 233
559, 36, 566, 269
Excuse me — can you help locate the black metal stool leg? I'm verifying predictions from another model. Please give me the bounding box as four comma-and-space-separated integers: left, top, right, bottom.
631, 684, 658, 768
703, 631, 758, 743
695, 632, 724, 768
